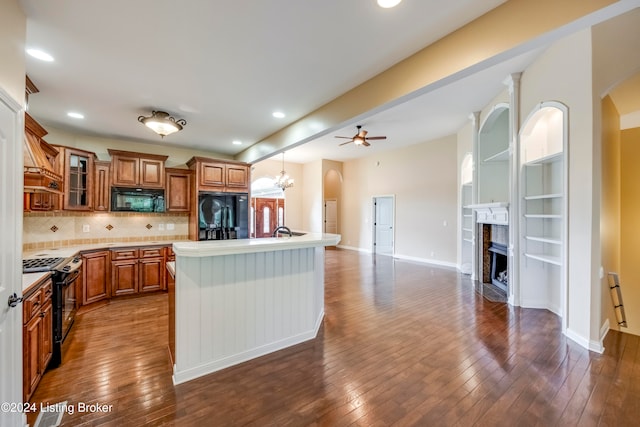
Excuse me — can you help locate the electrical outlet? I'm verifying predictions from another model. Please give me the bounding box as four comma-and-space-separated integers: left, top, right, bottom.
166, 223, 175, 231
82, 224, 90, 233
158, 223, 165, 231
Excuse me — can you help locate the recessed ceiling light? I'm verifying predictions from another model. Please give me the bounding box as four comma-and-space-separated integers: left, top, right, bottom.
67, 112, 84, 119
26, 48, 54, 62
272, 111, 285, 119
377, 0, 402, 8
232, 140, 242, 145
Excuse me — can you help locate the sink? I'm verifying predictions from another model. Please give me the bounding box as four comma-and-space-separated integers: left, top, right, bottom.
290, 232, 306, 236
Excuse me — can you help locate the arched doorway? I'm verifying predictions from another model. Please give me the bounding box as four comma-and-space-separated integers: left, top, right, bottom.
251, 177, 286, 238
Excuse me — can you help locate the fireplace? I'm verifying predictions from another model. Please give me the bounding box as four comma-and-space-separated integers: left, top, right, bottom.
488, 242, 508, 292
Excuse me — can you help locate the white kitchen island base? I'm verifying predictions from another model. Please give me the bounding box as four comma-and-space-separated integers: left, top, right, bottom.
171, 233, 339, 384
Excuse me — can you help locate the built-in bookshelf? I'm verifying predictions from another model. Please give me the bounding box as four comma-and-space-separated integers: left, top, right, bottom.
519, 103, 566, 316
460, 182, 473, 274
477, 105, 510, 204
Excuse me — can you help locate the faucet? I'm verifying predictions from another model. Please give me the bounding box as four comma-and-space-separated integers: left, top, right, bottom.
272, 226, 292, 237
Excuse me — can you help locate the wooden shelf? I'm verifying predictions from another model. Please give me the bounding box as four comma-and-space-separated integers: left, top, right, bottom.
524, 193, 562, 200
524, 151, 562, 165
483, 149, 509, 163
525, 236, 561, 245
524, 214, 562, 219
524, 253, 562, 266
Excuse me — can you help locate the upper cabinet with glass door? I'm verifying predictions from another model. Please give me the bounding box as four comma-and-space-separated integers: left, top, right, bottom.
55, 146, 95, 211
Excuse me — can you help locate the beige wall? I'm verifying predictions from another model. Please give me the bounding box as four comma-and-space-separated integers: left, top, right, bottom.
520, 28, 596, 345
0, 0, 25, 105
620, 127, 640, 336
340, 135, 457, 265
250, 158, 304, 231
302, 160, 323, 233
43, 127, 230, 168
600, 96, 621, 333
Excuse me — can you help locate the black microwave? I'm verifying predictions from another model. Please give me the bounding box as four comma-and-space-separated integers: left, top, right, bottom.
111, 187, 165, 212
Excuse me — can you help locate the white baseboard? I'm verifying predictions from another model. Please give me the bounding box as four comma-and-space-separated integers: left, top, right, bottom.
564, 327, 605, 354
393, 254, 457, 269
336, 244, 371, 253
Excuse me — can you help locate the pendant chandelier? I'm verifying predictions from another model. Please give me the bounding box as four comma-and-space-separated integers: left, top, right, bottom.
275, 152, 294, 191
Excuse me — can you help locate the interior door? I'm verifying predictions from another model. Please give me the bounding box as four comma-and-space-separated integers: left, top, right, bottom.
374, 196, 394, 256
0, 92, 24, 426
324, 199, 337, 234
253, 198, 278, 238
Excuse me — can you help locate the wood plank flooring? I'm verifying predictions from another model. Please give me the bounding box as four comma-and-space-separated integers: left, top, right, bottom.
28, 248, 640, 426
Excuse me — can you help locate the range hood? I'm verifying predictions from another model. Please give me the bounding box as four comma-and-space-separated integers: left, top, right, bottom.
23, 113, 63, 194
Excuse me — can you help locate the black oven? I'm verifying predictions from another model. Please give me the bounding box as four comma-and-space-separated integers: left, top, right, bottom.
50, 258, 82, 368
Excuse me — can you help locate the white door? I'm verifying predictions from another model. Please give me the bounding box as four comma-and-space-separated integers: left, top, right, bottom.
374, 196, 394, 256
0, 92, 24, 427
324, 199, 337, 234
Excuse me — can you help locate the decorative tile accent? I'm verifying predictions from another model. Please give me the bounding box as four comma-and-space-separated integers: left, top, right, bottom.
50, 225, 58, 232
105, 224, 114, 231
146, 224, 153, 229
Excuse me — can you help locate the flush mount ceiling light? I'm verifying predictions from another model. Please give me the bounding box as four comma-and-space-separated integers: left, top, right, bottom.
275, 152, 294, 191
377, 0, 402, 8
137, 110, 187, 138
272, 111, 285, 119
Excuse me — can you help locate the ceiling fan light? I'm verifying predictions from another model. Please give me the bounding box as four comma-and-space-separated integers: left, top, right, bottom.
138, 110, 186, 138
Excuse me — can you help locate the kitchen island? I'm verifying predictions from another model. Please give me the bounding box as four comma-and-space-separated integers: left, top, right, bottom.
170, 232, 340, 384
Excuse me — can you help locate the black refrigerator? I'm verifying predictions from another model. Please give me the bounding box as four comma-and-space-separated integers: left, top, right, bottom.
198, 192, 249, 240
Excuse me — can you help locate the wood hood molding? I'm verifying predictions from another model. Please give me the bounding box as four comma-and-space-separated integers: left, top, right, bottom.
23, 112, 63, 194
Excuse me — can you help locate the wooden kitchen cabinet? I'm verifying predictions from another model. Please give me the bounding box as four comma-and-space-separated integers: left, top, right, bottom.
111, 246, 166, 295
166, 168, 191, 212
109, 149, 168, 188
28, 192, 56, 211
82, 250, 111, 305
23, 276, 53, 402
94, 160, 111, 211
51, 145, 96, 211
187, 157, 250, 192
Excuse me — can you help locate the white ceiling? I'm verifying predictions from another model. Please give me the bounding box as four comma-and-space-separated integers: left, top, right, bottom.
21, 0, 536, 165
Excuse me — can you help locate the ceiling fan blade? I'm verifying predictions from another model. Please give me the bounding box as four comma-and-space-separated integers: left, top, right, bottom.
339, 141, 353, 146
335, 136, 353, 139
366, 136, 387, 140
363, 141, 371, 147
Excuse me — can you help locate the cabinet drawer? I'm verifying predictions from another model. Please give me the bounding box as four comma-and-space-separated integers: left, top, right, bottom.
23, 289, 43, 324
41, 280, 53, 302
140, 247, 165, 259
111, 248, 139, 260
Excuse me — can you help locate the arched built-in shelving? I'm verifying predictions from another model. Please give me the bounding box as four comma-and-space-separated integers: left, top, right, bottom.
518, 102, 567, 321
477, 104, 510, 204
460, 153, 473, 274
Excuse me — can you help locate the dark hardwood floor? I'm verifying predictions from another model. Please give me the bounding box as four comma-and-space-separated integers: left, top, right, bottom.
28, 248, 640, 426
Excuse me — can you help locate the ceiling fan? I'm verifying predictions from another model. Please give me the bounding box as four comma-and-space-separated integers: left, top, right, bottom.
335, 125, 387, 147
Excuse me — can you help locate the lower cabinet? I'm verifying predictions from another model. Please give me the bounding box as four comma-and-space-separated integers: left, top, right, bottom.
110, 246, 166, 296
82, 250, 111, 305
23, 276, 53, 402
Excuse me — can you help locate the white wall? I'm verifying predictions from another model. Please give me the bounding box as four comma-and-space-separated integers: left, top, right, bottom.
340, 135, 458, 265
302, 160, 323, 233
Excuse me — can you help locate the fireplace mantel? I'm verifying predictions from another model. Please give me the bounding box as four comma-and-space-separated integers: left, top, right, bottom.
467, 202, 509, 225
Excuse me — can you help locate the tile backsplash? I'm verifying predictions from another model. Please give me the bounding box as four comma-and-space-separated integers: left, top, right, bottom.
23, 211, 189, 250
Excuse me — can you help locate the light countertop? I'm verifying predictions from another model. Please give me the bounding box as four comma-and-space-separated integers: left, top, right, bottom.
23, 271, 51, 294
173, 233, 341, 257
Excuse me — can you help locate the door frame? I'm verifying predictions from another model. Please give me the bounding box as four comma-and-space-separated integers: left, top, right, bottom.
0, 86, 25, 427
372, 195, 395, 255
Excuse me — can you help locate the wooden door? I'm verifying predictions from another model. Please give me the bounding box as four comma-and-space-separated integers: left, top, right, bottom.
111, 260, 138, 296
82, 251, 111, 304
111, 155, 138, 187
139, 158, 165, 188
324, 199, 337, 234
64, 148, 94, 210
253, 198, 278, 238
40, 300, 53, 370
94, 161, 110, 211
23, 313, 42, 400
139, 258, 164, 292
166, 169, 191, 212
